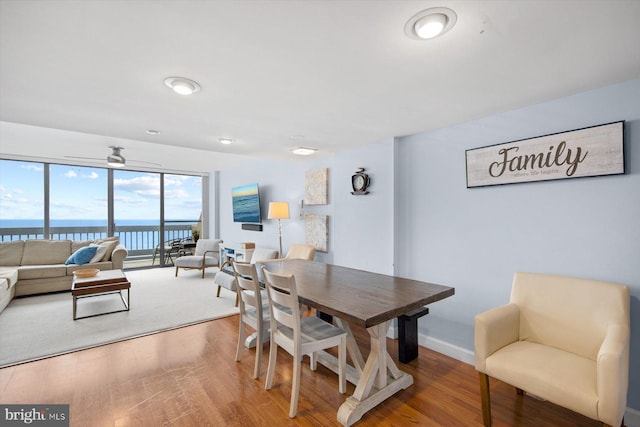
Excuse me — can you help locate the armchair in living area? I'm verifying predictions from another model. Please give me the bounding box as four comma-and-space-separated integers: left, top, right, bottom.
279, 244, 316, 261
214, 247, 280, 306
475, 272, 630, 427
174, 239, 223, 278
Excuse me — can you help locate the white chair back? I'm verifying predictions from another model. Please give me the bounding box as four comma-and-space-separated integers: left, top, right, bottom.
250, 247, 279, 263
194, 239, 220, 256
262, 268, 301, 338
261, 266, 347, 418
233, 261, 264, 312
232, 261, 268, 379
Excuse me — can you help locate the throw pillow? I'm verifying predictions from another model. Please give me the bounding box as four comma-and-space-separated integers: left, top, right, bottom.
93, 237, 120, 261
71, 240, 92, 253
89, 243, 108, 263
65, 246, 99, 265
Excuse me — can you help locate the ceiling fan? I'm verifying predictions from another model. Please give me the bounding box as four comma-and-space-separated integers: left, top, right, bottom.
65, 146, 161, 168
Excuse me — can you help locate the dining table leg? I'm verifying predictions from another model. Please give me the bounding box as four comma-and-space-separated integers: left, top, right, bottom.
334, 318, 366, 373
315, 318, 365, 386
337, 320, 414, 426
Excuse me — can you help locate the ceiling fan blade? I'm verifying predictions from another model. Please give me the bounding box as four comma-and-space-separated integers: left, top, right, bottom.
64, 155, 103, 161
64, 153, 161, 167
128, 159, 162, 167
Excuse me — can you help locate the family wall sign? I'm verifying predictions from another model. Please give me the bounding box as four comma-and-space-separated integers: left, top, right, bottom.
465, 121, 624, 188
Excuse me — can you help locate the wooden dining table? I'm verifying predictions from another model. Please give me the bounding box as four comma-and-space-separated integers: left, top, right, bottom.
260, 259, 455, 426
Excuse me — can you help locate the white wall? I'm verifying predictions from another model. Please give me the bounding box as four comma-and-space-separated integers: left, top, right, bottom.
216, 138, 397, 273
395, 78, 640, 410
217, 156, 334, 263
332, 138, 395, 274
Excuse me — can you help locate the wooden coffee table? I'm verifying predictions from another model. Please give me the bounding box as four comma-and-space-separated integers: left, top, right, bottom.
71, 269, 130, 320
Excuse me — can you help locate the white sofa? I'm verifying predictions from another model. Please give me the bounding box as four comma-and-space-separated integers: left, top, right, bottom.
0, 238, 128, 313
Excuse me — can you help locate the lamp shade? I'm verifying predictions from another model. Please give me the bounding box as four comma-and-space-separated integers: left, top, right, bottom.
268, 202, 290, 220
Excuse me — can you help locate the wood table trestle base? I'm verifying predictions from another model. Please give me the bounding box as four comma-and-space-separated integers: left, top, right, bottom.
261, 260, 455, 426
315, 320, 414, 426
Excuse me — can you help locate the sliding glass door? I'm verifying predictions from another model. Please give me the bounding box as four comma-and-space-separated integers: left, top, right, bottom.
112, 171, 203, 268
49, 164, 108, 240
164, 173, 203, 251
0, 160, 45, 240
113, 170, 161, 267
0, 158, 207, 269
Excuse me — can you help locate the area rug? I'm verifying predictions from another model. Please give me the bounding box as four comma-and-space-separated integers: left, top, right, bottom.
0, 267, 239, 367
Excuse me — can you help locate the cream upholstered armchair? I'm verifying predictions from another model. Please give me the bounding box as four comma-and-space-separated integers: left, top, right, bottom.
475, 272, 630, 427
281, 244, 316, 261
174, 239, 222, 278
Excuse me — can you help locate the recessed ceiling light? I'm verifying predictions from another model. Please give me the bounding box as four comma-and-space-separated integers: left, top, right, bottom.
219, 138, 233, 145
292, 147, 317, 156
405, 7, 457, 40
164, 77, 201, 95
146, 129, 160, 135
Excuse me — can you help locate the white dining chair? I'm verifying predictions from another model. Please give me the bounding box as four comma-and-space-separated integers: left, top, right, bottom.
216, 247, 279, 306
232, 261, 270, 379
261, 267, 347, 418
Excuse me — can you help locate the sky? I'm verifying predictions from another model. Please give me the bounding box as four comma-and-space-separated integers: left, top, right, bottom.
0, 160, 202, 221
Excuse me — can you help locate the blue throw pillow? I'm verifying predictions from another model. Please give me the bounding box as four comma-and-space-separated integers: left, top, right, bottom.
65, 246, 99, 265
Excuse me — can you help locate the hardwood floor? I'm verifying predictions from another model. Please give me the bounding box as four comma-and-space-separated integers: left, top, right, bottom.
0, 315, 604, 426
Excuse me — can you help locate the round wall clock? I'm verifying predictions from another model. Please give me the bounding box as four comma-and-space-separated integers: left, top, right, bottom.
351, 167, 370, 195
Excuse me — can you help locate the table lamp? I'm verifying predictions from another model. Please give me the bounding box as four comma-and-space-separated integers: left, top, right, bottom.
268, 202, 289, 257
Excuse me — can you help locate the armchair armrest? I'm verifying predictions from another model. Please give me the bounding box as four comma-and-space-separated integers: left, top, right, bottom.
474, 303, 520, 372
202, 250, 220, 266
219, 260, 234, 275
110, 245, 128, 270
596, 323, 629, 427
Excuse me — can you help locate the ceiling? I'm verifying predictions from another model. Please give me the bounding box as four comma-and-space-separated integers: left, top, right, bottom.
1, 0, 640, 164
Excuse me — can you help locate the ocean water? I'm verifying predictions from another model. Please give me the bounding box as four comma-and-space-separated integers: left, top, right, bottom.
0, 219, 195, 250
232, 195, 261, 223
0, 219, 159, 228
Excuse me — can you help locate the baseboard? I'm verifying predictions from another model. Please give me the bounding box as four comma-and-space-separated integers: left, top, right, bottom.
387, 324, 398, 339
626, 407, 640, 427
417, 333, 475, 365
386, 326, 474, 365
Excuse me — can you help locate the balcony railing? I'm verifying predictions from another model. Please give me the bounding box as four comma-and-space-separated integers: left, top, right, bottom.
0, 223, 196, 258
